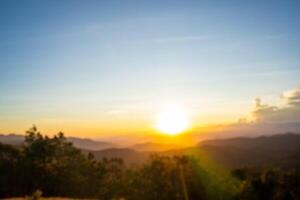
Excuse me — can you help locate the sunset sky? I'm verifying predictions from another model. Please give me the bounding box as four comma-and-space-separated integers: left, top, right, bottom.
1, 1, 300, 140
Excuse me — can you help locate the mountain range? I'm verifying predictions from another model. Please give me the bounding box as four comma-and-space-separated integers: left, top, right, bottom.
0, 134, 115, 150
87, 133, 300, 169
1, 133, 300, 169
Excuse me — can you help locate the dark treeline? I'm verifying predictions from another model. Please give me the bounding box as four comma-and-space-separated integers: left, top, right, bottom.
1, 126, 300, 200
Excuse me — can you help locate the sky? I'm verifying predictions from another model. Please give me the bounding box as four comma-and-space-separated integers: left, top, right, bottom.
1, 0, 300, 140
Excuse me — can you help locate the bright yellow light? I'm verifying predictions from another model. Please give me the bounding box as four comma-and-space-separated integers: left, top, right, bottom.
155, 105, 190, 136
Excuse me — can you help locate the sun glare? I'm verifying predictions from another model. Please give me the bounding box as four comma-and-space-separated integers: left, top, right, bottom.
155, 104, 190, 136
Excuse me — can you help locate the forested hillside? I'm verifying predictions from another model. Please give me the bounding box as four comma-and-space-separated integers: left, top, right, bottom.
1, 127, 300, 199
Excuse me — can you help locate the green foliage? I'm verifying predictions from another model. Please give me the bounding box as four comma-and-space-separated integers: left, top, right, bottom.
0, 142, 23, 196
1, 126, 300, 200
232, 167, 300, 200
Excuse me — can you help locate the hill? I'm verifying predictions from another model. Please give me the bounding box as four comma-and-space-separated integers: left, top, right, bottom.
0, 134, 116, 150
199, 133, 300, 151
0, 134, 23, 145
87, 133, 300, 170
165, 133, 300, 170
2, 132, 300, 169
88, 148, 150, 165
130, 142, 182, 152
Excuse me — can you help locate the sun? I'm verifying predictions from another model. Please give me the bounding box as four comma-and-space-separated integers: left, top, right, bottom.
155, 105, 190, 136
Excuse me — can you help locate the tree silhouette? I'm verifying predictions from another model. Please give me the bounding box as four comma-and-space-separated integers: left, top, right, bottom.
1, 126, 300, 199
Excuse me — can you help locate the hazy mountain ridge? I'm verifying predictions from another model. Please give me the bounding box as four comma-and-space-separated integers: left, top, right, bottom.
171, 133, 300, 169
2, 133, 300, 169
88, 148, 151, 165
66, 137, 116, 150
0, 134, 24, 145
130, 142, 182, 152
0, 134, 116, 150
87, 133, 300, 169
199, 133, 300, 151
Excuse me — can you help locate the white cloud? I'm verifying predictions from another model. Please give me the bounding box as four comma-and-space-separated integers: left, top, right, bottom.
252, 86, 300, 123
195, 85, 300, 140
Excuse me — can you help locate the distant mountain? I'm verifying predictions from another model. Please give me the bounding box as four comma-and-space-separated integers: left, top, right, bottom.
87, 142, 184, 166
130, 142, 182, 152
0, 134, 116, 150
87, 133, 300, 170
2, 132, 300, 170
66, 137, 115, 150
199, 133, 300, 152
165, 133, 300, 170
0, 134, 23, 145
88, 148, 150, 165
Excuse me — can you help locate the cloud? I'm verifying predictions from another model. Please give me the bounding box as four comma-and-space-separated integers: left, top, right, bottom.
252, 86, 300, 123
195, 85, 300, 140
283, 86, 300, 106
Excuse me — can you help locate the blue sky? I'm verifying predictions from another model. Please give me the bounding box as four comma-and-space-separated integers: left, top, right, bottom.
1, 0, 300, 137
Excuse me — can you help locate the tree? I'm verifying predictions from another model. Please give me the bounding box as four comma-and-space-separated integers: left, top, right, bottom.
232, 167, 300, 200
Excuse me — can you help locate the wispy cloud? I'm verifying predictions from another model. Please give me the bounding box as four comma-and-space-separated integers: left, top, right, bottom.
140, 35, 215, 44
